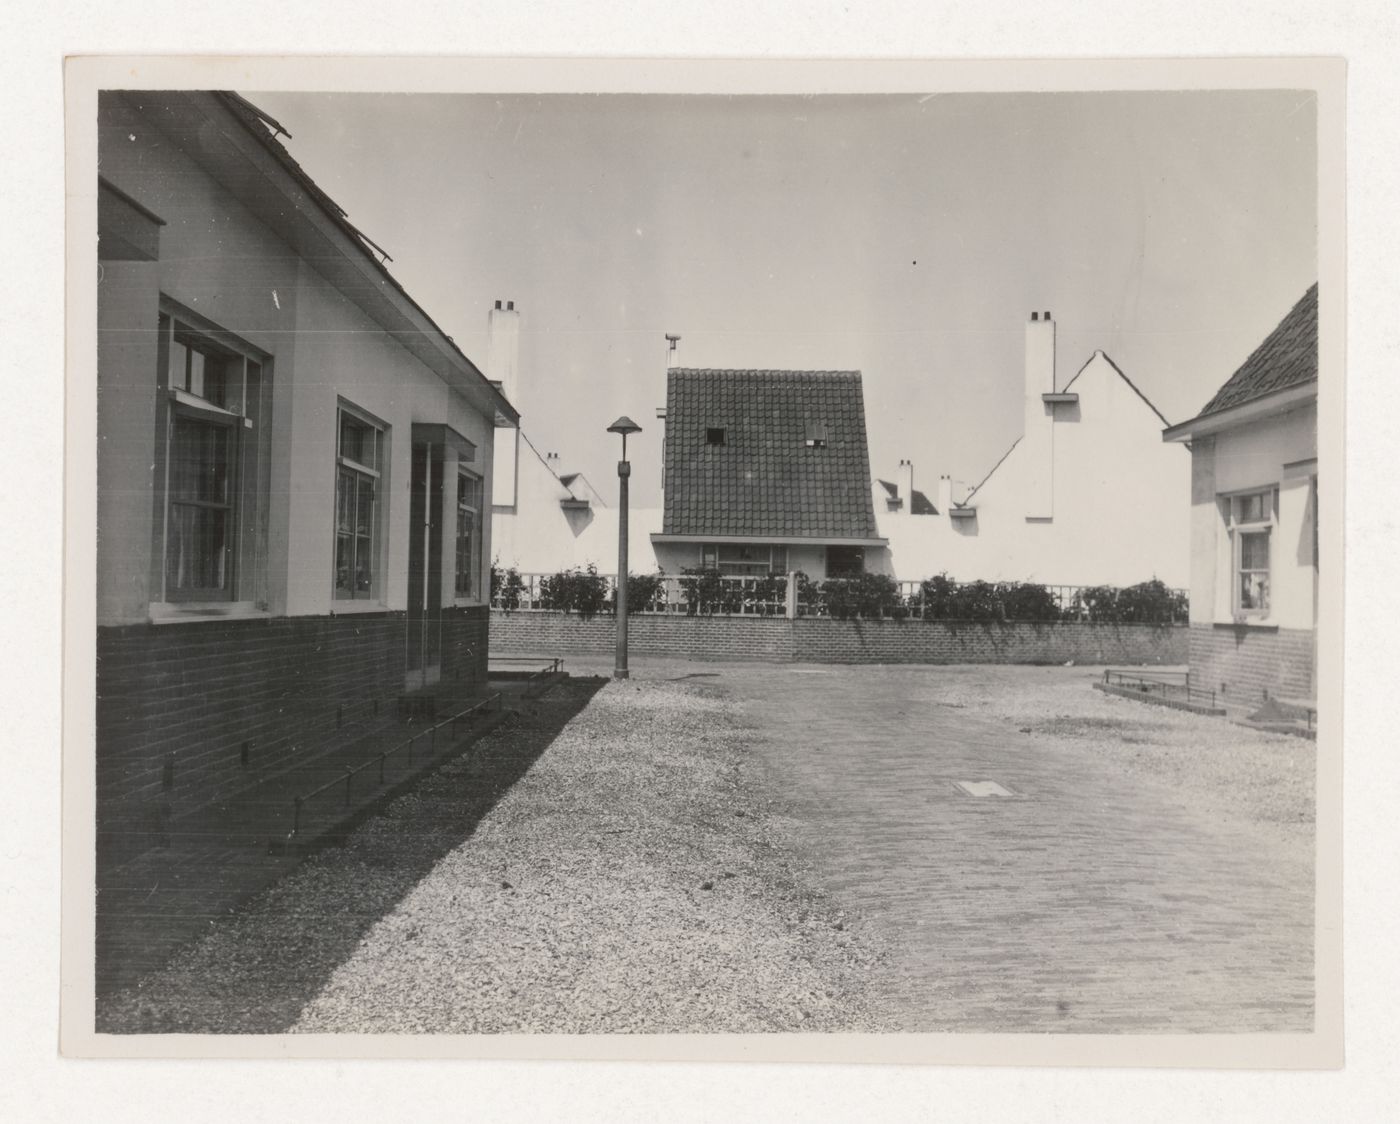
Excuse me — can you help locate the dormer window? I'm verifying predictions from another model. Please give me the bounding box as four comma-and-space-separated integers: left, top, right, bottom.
805, 421, 828, 448
705, 427, 726, 446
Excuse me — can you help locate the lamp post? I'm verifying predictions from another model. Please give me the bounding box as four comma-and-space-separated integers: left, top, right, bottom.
608, 415, 642, 679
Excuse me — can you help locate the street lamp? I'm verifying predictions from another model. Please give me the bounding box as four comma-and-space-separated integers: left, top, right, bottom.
608, 415, 643, 679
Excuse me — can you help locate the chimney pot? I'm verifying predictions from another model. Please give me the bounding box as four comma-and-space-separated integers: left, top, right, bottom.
1044, 310, 1051, 320
507, 300, 515, 311
494, 300, 502, 310
1031, 312, 1038, 321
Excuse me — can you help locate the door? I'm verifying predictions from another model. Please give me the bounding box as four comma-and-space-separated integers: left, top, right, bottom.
405, 440, 444, 690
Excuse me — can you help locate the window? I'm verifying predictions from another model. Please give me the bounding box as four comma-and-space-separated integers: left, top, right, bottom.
702, 543, 788, 575
156, 307, 267, 604
705, 427, 726, 446
335, 404, 385, 600
826, 545, 865, 576
455, 470, 484, 599
1227, 489, 1276, 617
804, 420, 828, 448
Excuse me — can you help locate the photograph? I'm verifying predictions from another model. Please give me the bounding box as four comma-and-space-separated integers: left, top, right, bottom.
66, 57, 1340, 1063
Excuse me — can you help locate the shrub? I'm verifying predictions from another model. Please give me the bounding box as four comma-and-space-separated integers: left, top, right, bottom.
820, 573, 905, 620
539, 564, 609, 620
997, 581, 1061, 622
919, 574, 1003, 621
1113, 579, 1187, 624
1069, 585, 1119, 622
615, 571, 667, 614
489, 561, 525, 610
678, 568, 739, 616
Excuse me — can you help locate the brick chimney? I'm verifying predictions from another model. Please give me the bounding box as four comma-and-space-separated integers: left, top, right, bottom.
1024, 310, 1055, 519
489, 300, 522, 508
937, 473, 952, 515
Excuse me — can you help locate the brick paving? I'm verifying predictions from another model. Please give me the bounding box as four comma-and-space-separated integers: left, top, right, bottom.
561, 654, 1314, 1033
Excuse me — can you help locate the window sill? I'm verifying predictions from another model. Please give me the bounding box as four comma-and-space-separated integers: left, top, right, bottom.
148, 602, 270, 625
330, 600, 391, 615
1213, 618, 1279, 631
453, 599, 487, 609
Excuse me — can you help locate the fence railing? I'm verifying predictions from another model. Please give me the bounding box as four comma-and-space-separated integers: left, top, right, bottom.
1102, 669, 1216, 709
492, 571, 1188, 624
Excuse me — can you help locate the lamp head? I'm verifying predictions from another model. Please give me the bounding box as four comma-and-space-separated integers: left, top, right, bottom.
607, 415, 643, 438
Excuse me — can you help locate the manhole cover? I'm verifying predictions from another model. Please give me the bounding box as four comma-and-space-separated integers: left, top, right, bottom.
954, 780, 1018, 798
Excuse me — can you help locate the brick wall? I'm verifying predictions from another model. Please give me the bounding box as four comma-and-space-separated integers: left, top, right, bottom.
1187, 623, 1315, 706
491, 610, 1186, 667
96, 606, 489, 866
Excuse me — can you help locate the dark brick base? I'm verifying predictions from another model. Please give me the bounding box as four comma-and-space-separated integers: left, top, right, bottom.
1187, 622, 1315, 708
96, 605, 489, 869
491, 610, 1186, 667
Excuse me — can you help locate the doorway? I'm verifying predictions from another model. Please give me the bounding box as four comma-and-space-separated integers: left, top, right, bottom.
405, 440, 444, 690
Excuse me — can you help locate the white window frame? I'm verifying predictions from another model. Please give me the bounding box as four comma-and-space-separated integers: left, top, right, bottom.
1225, 487, 1277, 620
454, 468, 484, 602
702, 543, 789, 575
334, 402, 387, 602
152, 302, 268, 613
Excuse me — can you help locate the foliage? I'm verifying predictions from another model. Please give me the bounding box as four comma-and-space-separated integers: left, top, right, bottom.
819, 573, 907, 620
539, 564, 609, 621
615, 571, 667, 614
1110, 579, 1188, 624
997, 581, 1062, 622
678, 569, 787, 616
919, 575, 1003, 621
489, 560, 525, 610
1067, 585, 1120, 622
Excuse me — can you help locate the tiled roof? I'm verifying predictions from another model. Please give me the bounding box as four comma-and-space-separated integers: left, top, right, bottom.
662, 369, 880, 540
1198, 284, 1318, 418
876, 479, 939, 515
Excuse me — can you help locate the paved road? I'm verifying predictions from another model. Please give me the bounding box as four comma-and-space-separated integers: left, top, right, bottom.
564, 655, 1315, 1033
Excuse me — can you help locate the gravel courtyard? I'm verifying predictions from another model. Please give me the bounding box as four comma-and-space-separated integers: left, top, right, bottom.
98, 661, 1315, 1035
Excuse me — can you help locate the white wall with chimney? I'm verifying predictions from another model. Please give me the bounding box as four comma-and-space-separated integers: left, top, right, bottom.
870, 313, 1191, 589
489, 299, 521, 508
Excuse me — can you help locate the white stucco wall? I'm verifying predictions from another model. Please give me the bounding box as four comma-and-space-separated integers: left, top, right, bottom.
96, 98, 496, 625
872, 353, 1192, 588
1187, 402, 1317, 630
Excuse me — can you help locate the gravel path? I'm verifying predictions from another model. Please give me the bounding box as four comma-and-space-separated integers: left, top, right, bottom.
99, 675, 888, 1034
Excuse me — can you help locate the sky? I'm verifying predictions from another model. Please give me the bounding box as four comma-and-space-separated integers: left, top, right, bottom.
248, 89, 1317, 508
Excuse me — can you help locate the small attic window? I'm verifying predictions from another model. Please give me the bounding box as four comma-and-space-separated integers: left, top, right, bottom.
805, 421, 828, 448
705, 427, 726, 446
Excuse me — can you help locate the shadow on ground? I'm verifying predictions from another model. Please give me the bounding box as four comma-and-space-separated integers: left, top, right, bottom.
96, 677, 607, 1034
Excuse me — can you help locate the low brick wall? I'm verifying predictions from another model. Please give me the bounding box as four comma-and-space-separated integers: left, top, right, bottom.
1187, 622, 1315, 707
96, 605, 489, 867
491, 610, 1186, 667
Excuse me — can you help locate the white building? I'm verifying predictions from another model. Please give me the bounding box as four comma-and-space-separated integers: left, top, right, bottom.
1163, 284, 1318, 706
871, 311, 1192, 589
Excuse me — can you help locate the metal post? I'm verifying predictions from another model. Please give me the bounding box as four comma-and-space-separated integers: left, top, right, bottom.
615, 455, 631, 679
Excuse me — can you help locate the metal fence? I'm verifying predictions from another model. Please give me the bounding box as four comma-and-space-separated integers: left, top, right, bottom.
491, 571, 1188, 623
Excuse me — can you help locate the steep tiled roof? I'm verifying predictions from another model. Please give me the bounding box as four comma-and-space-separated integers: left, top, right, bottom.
662, 369, 880, 539
1198, 284, 1318, 417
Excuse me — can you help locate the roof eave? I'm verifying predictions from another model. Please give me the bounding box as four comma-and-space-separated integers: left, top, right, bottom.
1163, 380, 1317, 443
128, 91, 519, 428
651, 533, 888, 548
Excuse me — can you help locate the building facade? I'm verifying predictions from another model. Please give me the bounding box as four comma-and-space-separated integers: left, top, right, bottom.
1164, 284, 1319, 706
871, 311, 1192, 589
651, 368, 886, 579
96, 92, 516, 859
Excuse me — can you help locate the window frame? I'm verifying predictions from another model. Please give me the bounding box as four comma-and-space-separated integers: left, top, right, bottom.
454, 467, 485, 602
152, 302, 268, 610
1225, 486, 1277, 620
702, 543, 789, 576
334, 401, 387, 602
